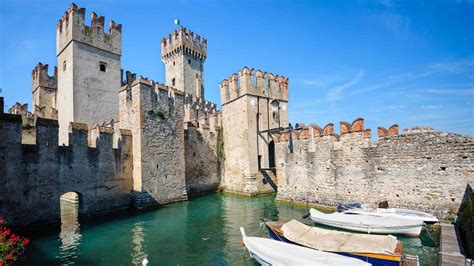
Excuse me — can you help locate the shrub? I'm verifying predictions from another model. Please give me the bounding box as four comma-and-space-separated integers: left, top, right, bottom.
0, 217, 30, 265
148, 109, 166, 119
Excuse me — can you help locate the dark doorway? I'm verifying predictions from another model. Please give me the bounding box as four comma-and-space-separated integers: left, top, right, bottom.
268, 140, 275, 168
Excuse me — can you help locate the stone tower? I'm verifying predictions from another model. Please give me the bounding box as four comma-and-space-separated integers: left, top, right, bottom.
32, 63, 58, 119
119, 77, 187, 207
161, 27, 207, 98
220, 67, 289, 195
56, 3, 122, 144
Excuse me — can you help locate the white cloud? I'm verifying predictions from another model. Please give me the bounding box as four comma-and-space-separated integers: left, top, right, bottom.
302, 80, 326, 86
424, 88, 474, 97
325, 69, 365, 102
353, 59, 474, 95
419, 104, 444, 110
427, 59, 474, 74
379, 0, 396, 9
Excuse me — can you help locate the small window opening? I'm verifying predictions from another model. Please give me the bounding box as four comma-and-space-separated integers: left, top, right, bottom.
63, 60, 67, 71
173, 61, 175, 66
172, 78, 176, 86
100, 62, 107, 72
188, 59, 191, 64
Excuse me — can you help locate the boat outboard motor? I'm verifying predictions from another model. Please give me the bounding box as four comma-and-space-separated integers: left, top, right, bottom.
337, 203, 362, 212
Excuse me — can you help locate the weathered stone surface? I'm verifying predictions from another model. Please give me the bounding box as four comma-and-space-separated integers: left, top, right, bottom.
161, 27, 206, 98
32, 63, 58, 120
119, 78, 187, 206
219, 67, 289, 195
184, 125, 221, 195
0, 113, 132, 226
275, 127, 474, 220
56, 4, 122, 145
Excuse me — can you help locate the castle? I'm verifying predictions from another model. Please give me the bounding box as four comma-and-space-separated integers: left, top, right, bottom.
0, 4, 472, 226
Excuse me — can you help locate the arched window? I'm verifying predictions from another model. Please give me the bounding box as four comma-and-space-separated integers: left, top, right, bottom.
172, 78, 176, 86
99, 61, 107, 72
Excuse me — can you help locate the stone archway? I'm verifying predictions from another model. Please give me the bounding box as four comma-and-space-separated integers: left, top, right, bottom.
268, 140, 276, 168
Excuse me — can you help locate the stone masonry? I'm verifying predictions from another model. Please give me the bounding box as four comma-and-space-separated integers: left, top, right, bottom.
220, 67, 289, 195
0, 104, 133, 225
161, 27, 207, 98
1, 3, 472, 227
184, 94, 222, 195
273, 119, 474, 220
119, 78, 187, 207
56, 4, 122, 145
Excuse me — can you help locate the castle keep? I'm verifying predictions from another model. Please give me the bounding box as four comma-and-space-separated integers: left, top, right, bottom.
0, 3, 472, 226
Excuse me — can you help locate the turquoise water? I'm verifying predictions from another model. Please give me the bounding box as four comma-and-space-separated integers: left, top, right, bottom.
21, 193, 438, 265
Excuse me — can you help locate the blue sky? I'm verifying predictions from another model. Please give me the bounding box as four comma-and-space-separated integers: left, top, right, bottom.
1, 0, 473, 135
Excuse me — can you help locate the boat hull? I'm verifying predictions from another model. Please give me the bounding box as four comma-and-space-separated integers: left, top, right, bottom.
311, 220, 422, 237
265, 225, 402, 266
344, 208, 438, 225
240, 227, 371, 266
310, 209, 423, 237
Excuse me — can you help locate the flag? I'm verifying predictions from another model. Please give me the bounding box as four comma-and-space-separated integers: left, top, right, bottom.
174, 19, 180, 25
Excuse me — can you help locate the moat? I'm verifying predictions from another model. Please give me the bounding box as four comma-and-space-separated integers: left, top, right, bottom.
22, 193, 439, 265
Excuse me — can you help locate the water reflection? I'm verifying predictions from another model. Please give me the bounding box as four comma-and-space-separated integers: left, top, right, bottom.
58, 197, 82, 265
185, 195, 227, 265
24, 194, 439, 266
131, 221, 148, 265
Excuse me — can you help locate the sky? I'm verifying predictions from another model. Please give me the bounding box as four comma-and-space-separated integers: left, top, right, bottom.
0, 0, 473, 136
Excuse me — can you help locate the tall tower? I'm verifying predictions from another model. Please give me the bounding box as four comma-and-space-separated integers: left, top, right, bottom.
220, 67, 289, 195
32, 63, 58, 119
161, 27, 207, 98
56, 3, 122, 144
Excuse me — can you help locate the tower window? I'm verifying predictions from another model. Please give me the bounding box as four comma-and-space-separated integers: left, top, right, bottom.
63, 60, 66, 71
173, 61, 175, 66
188, 59, 191, 64
172, 78, 176, 86
99, 62, 107, 72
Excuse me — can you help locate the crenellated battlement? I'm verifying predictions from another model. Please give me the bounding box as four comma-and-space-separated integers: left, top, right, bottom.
377, 124, 399, 138
119, 76, 184, 100
220, 66, 289, 105
272, 118, 409, 145
183, 93, 219, 128
0, 108, 130, 151
184, 93, 217, 112
161, 26, 207, 63
403, 126, 434, 134
274, 117, 473, 219
56, 3, 122, 56
32, 63, 57, 92
0, 105, 133, 226
273, 118, 447, 148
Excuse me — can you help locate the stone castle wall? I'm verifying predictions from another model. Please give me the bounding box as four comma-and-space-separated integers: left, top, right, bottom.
185, 123, 221, 195
183, 94, 221, 195
0, 110, 133, 226
274, 118, 474, 220
119, 78, 187, 207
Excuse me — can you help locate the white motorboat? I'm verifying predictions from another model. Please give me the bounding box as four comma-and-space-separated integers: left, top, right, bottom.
309, 208, 424, 237
239, 227, 370, 266
343, 208, 439, 224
